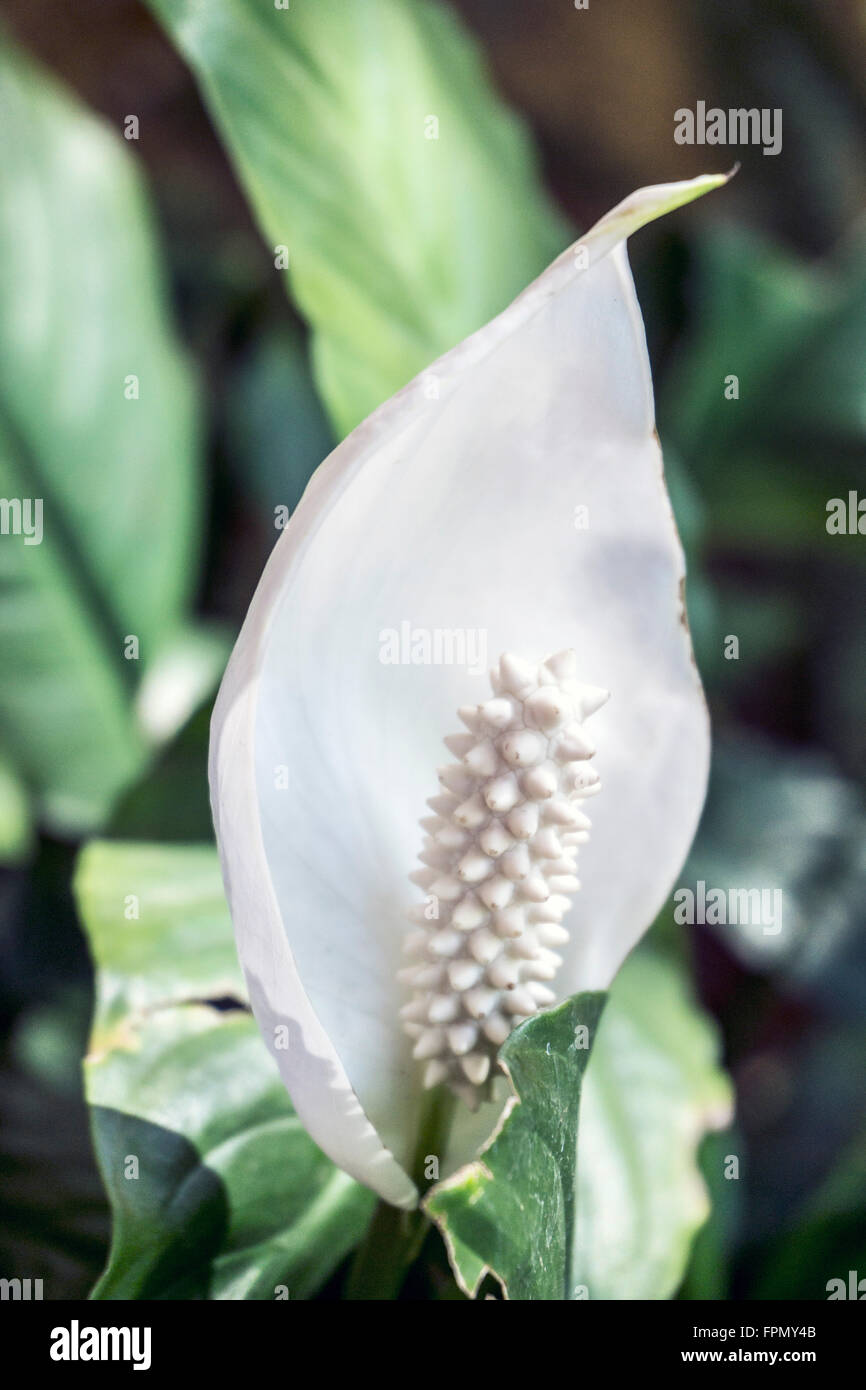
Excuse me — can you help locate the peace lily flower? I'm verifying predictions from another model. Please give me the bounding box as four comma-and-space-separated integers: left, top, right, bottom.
210, 174, 727, 1210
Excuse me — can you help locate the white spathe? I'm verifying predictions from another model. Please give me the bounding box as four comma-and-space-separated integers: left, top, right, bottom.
209, 175, 726, 1210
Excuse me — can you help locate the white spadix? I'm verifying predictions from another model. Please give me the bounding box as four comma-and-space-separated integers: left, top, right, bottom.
209, 175, 726, 1209
402, 650, 606, 1107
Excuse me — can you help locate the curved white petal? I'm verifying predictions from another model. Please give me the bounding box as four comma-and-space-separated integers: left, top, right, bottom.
210, 175, 727, 1205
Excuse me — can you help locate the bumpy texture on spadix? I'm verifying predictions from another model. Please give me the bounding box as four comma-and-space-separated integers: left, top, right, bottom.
401, 651, 607, 1107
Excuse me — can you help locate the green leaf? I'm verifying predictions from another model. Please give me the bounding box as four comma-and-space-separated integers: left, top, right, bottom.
425, 993, 606, 1300
573, 948, 733, 1300
147, 0, 569, 436
678, 1130, 741, 1301
426, 949, 731, 1300
76, 841, 374, 1300
0, 38, 202, 832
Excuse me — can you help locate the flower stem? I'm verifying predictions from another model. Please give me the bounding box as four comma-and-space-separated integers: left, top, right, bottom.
344, 1086, 456, 1300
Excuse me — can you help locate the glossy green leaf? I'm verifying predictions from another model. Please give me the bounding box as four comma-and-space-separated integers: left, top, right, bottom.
573, 948, 733, 1300
427, 949, 731, 1300
147, 0, 569, 435
425, 993, 606, 1300
76, 841, 374, 1300
0, 39, 202, 832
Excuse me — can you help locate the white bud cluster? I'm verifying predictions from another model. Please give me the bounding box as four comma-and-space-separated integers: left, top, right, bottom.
400, 650, 608, 1107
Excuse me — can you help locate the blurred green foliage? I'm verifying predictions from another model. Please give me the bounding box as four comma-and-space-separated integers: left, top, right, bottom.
662, 227, 866, 559
0, 36, 207, 837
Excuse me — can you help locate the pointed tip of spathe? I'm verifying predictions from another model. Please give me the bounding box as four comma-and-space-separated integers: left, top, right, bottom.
640, 168, 734, 215
690, 165, 739, 191
575, 170, 734, 274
